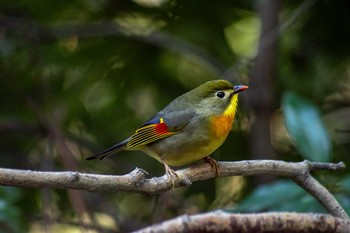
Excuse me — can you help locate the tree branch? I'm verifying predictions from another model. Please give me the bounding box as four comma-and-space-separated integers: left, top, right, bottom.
0, 160, 347, 219
134, 211, 350, 233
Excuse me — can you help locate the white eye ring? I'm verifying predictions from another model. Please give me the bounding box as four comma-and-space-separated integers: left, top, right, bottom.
216, 91, 225, 98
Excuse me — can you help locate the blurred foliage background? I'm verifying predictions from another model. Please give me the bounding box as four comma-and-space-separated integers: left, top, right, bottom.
1, 0, 350, 232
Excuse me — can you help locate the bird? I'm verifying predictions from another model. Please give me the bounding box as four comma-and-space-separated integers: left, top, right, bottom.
87, 80, 248, 184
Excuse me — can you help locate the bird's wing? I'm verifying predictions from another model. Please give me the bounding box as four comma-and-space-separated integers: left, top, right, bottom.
126, 110, 196, 149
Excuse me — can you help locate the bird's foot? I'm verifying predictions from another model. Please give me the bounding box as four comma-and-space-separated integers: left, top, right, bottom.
204, 156, 220, 176
165, 166, 179, 188
161, 158, 178, 188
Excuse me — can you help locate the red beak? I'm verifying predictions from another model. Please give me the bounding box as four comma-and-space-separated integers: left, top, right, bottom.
233, 85, 249, 94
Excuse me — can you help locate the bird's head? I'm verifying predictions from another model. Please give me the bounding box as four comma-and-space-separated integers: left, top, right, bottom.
187, 80, 248, 116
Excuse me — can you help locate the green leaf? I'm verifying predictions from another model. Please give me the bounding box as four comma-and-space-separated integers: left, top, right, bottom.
230, 180, 305, 212
341, 175, 350, 193
0, 187, 25, 232
229, 180, 326, 213
282, 92, 331, 162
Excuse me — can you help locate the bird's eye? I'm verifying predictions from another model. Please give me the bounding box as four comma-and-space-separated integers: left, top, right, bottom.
216, 91, 225, 98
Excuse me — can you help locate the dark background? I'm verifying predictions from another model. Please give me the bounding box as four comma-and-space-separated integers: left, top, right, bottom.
1, 0, 350, 232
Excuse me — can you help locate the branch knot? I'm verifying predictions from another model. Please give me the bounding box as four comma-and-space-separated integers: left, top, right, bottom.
68, 172, 80, 182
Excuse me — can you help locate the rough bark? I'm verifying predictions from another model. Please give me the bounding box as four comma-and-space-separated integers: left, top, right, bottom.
0, 160, 347, 219
134, 212, 350, 233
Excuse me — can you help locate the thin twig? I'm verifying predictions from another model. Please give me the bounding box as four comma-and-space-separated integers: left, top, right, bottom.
292, 168, 348, 219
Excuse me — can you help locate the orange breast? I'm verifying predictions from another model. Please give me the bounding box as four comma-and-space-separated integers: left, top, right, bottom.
210, 114, 234, 137
210, 94, 239, 137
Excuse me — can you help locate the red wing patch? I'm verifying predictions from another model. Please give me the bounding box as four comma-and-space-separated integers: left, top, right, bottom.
155, 123, 169, 134
126, 119, 176, 149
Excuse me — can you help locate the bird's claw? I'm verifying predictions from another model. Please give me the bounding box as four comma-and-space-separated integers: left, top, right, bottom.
204, 156, 220, 176
165, 167, 179, 188
162, 158, 179, 188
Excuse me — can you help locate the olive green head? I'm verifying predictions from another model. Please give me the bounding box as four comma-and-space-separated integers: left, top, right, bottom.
190, 80, 234, 98
178, 80, 248, 115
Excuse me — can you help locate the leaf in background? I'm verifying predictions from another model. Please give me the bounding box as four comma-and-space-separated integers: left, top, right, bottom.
0, 187, 25, 232
229, 180, 305, 212
282, 92, 331, 162
229, 180, 326, 213
341, 175, 350, 193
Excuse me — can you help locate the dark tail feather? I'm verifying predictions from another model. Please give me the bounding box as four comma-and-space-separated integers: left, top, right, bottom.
86, 139, 129, 160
